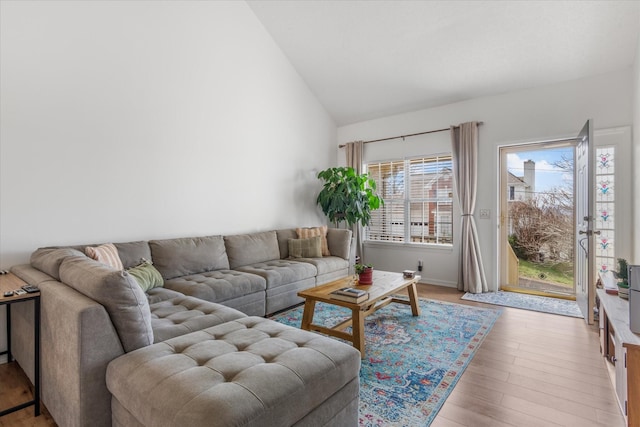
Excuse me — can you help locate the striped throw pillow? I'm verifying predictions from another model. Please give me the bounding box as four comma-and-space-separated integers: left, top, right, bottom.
296, 226, 330, 256
85, 243, 124, 270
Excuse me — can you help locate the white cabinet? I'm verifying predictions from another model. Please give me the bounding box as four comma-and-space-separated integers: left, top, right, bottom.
613, 332, 628, 416
597, 289, 640, 427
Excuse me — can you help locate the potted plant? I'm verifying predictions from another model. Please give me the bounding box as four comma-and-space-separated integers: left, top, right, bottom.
615, 258, 630, 299
316, 167, 383, 228
355, 263, 373, 285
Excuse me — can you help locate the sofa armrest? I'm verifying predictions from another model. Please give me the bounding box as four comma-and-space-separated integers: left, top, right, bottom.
11, 263, 58, 287
9, 265, 58, 381
326, 228, 352, 260
44, 281, 124, 427
9, 267, 125, 427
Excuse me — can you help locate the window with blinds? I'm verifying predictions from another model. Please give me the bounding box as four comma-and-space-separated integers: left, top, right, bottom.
366, 155, 453, 245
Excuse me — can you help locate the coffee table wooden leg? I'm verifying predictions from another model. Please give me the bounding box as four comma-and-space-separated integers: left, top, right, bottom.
301, 299, 316, 330
407, 282, 421, 316
352, 308, 366, 359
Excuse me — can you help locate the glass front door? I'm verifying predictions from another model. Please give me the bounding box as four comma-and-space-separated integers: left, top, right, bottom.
499, 140, 577, 298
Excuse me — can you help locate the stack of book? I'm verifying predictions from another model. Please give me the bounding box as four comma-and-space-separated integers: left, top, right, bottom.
329, 287, 369, 303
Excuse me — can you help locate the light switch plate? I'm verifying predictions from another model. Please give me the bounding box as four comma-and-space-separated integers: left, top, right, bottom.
479, 209, 490, 219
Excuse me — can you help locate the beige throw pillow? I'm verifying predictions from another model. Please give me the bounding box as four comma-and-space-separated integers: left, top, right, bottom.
296, 226, 330, 256
85, 243, 124, 270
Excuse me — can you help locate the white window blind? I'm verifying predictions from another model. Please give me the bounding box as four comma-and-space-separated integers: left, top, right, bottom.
367, 160, 405, 242
366, 155, 453, 245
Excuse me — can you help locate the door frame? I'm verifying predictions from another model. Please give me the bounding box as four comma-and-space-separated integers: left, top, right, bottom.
575, 120, 593, 323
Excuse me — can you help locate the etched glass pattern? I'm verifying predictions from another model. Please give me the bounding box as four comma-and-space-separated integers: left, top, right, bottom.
595, 147, 616, 275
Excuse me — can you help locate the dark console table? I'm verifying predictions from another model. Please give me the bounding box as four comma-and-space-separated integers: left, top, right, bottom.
0, 273, 40, 417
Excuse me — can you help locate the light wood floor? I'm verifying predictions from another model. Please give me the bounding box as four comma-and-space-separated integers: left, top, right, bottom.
0, 284, 625, 427
0, 362, 55, 427
418, 284, 625, 427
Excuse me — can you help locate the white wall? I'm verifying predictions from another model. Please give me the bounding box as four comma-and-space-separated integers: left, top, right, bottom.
0, 1, 336, 267
338, 69, 634, 289
634, 14, 640, 264
0, 1, 336, 362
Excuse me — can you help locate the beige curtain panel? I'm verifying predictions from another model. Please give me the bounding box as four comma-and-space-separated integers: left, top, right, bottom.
345, 140, 364, 261
451, 122, 488, 293
345, 140, 363, 174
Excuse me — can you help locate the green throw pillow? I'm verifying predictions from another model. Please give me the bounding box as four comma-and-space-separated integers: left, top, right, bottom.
126, 261, 164, 292
288, 236, 323, 258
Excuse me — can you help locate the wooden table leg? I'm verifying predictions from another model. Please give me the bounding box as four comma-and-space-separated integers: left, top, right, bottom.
407, 282, 421, 316
301, 299, 316, 330
352, 308, 366, 359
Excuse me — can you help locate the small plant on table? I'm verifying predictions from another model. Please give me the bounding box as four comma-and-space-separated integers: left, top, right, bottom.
615, 258, 630, 299
355, 263, 373, 285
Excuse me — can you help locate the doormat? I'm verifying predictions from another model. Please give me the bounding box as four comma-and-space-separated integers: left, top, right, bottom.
461, 290, 583, 318
270, 298, 501, 426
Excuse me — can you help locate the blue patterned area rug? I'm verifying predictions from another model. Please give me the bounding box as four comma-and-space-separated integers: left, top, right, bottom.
270, 298, 501, 426
461, 291, 583, 318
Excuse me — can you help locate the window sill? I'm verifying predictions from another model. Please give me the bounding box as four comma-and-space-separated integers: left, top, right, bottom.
363, 240, 454, 252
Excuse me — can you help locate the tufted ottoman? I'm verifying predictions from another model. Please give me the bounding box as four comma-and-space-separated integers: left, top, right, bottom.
106, 317, 361, 427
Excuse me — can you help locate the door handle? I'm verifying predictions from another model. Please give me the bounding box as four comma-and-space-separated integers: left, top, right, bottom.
579, 230, 601, 236
578, 237, 588, 254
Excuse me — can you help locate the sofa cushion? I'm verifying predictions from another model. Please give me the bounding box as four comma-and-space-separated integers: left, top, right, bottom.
85, 243, 124, 270
149, 236, 229, 280
164, 270, 266, 304
114, 241, 152, 269
146, 287, 186, 304
275, 228, 297, 259
235, 260, 317, 289
59, 256, 153, 353
127, 261, 164, 292
296, 226, 330, 256
146, 289, 247, 342
31, 242, 152, 277
224, 231, 280, 269
30, 247, 87, 280
327, 228, 352, 260
288, 236, 322, 258
295, 256, 349, 276
106, 317, 361, 427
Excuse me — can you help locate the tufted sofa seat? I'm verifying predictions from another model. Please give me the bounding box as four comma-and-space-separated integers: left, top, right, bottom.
163, 270, 266, 317
234, 259, 317, 314
106, 317, 361, 427
146, 288, 247, 342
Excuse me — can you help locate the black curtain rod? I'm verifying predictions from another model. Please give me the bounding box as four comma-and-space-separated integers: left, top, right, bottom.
338, 121, 483, 148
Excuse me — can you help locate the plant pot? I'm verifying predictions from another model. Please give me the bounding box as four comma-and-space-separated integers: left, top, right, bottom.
618, 286, 630, 300
358, 267, 373, 285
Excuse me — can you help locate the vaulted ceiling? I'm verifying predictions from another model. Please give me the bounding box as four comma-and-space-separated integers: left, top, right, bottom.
248, 1, 640, 126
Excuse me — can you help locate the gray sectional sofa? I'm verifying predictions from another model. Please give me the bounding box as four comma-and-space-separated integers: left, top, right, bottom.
9, 228, 359, 427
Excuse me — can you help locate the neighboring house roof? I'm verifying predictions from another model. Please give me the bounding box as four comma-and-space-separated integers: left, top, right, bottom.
508, 171, 526, 185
